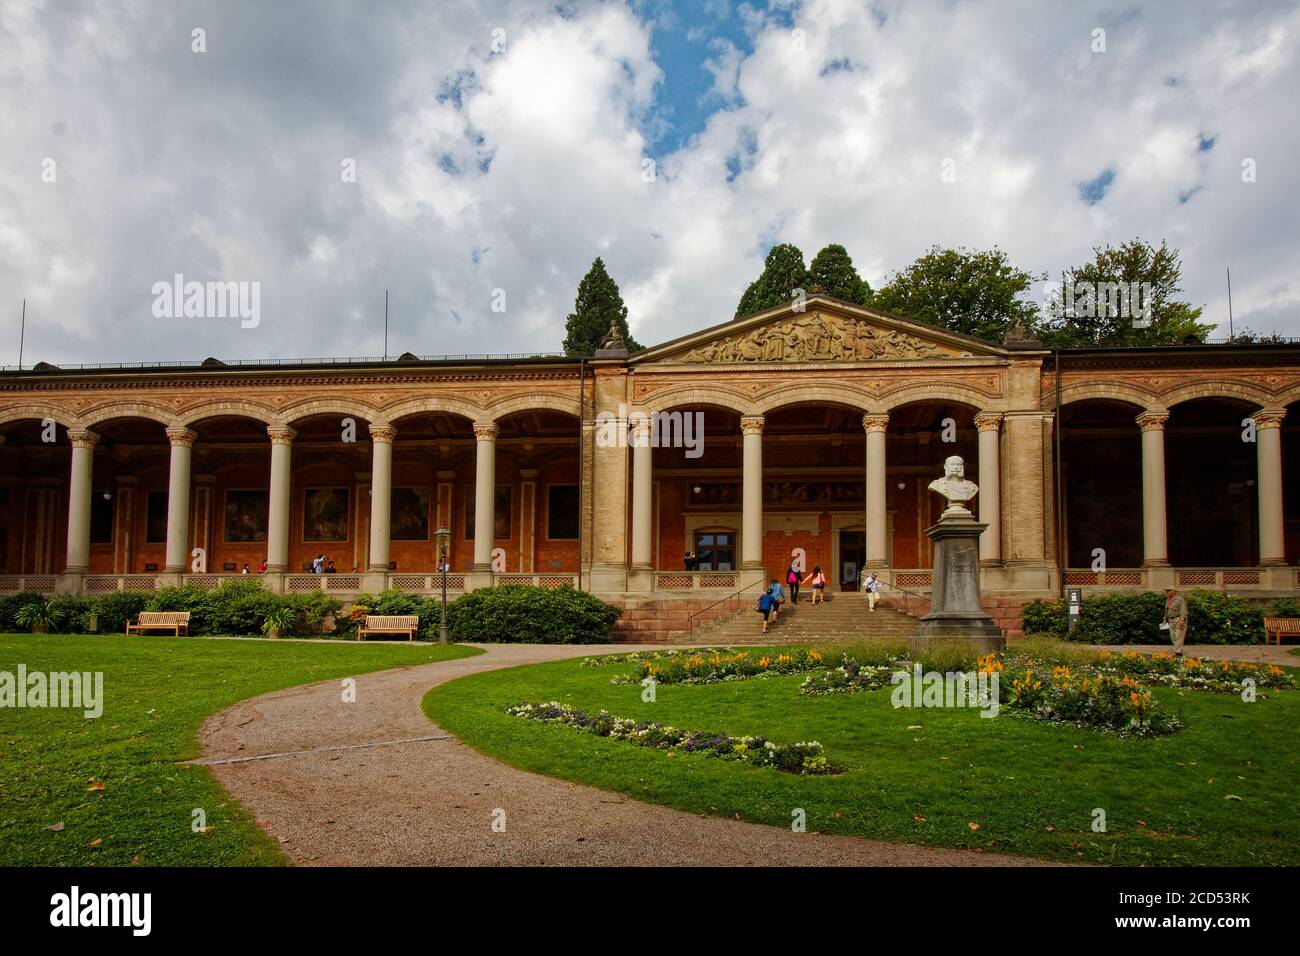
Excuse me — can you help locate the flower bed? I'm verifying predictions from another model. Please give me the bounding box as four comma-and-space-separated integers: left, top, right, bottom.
578, 647, 733, 668
1095, 651, 1294, 693
1002, 665, 1182, 737
630, 647, 826, 685
504, 701, 836, 774
800, 656, 900, 696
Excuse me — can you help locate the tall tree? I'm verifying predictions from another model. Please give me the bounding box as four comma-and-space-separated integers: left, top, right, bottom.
871, 245, 1042, 342
562, 257, 641, 355
807, 243, 872, 304
733, 243, 808, 318
1039, 239, 1213, 347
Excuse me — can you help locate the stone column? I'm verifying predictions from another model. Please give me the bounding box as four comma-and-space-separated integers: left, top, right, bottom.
629, 414, 654, 591
471, 422, 498, 580
974, 413, 1003, 566
265, 425, 296, 575
863, 413, 890, 568
1253, 409, 1287, 567
63, 429, 99, 578
740, 415, 765, 581
163, 427, 196, 574
1136, 411, 1170, 569
366, 423, 395, 575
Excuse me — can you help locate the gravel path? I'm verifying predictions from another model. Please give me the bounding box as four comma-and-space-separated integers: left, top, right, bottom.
197, 643, 1056, 867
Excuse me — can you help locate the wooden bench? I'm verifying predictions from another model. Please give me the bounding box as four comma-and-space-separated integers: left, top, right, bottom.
1263, 617, 1300, 645
357, 614, 420, 642
125, 611, 191, 636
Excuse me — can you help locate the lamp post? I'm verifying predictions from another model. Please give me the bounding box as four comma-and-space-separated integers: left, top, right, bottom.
435, 526, 450, 643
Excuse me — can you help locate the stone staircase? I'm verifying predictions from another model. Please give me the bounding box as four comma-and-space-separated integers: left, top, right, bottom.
671, 591, 919, 646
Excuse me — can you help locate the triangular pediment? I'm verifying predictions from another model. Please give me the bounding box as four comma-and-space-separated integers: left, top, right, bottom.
633, 296, 1016, 365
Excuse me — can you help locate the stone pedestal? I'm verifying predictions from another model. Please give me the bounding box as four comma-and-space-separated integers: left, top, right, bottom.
912, 510, 1005, 654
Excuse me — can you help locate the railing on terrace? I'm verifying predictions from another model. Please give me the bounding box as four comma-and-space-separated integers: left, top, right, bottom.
285, 574, 364, 593
891, 570, 933, 592
494, 573, 578, 589
654, 571, 741, 590
0, 574, 60, 594
390, 573, 467, 593
1064, 568, 1274, 589
0, 351, 568, 373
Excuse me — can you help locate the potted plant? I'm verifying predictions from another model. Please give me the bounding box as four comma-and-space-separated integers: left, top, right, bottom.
261, 607, 296, 639
15, 600, 52, 634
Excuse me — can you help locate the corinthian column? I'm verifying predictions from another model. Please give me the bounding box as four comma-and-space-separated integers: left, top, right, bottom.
472, 422, 498, 572
863, 413, 890, 567
367, 422, 396, 573
1136, 411, 1170, 567
740, 416, 765, 572
974, 412, 1003, 565
1253, 409, 1287, 566
164, 427, 197, 573
265, 425, 296, 573
64, 429, 99, 575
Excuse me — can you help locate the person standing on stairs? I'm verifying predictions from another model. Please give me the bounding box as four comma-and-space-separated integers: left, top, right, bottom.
785, 563, 801, 604
863, 571, 882, 611
766, 578, 786, 620
801, 565, 827, 605
756, 589, 778, 634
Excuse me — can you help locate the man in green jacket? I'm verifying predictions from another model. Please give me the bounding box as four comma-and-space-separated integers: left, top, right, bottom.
1163, 587, 1189, 655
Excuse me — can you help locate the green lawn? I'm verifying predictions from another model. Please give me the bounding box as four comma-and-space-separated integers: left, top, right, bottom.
424, 647, 1300, 866
0, 634, 480, 866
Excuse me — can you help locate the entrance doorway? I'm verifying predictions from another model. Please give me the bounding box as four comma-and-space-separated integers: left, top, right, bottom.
838, 530, 865, 591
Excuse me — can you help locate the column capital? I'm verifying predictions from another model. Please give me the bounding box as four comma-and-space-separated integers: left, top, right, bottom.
267, 424, 297, 445
740, 415, 765, 436
1253, 408, 1287, 429
973, 412, 1004, 433
473, 422, 499, 441
629, 414, 653, 441
862, 413, 890, 433
368, 422, 397, 443
68, 428, 99, 449
1136, 410, 1169, 432
165, 426, 197, 447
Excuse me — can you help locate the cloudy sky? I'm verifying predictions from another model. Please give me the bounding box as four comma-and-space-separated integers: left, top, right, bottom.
2, 0, 1297, 365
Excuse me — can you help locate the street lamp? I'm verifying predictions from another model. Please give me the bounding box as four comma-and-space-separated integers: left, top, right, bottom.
435, 526, 450, 644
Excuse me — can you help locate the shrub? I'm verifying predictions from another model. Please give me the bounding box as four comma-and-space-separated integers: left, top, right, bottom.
1268, 597, 1300, 619
0, 592, 47, 632
447, 585, 620, 644
46, 594, 96, 633
1186, 590, 1263, 645
92, 590, 151, 633
1069, 592, 1167, 644
282, 592, 344, 636
1021, 598, 1067, 638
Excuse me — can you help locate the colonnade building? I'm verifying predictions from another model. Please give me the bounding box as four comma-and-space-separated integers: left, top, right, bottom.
2, 296, 1297, 614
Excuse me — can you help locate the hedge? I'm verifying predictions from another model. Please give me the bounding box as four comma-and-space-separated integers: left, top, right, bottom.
1021, 590, 1281, 645
446, 585, 621, 644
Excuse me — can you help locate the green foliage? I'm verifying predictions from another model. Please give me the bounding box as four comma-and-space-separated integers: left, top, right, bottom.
261, 607, 296, 637
0, 592, 47, 632
1186, 590, 1263, 645
1039, 238, 1215, 347
562, 257, 641, 355
807, 243, 871, 304
46, 594, 96, 633
734, 243, 808, 317
447, 585, 620, 644
1268, 597, 1300, 618
871, 245, 1043, 342
91, 590, 151, 634
1030, 590, 1266, 645
146, 579, 338, 637
1021, 598, 1068, 638
14, 600, 52, 631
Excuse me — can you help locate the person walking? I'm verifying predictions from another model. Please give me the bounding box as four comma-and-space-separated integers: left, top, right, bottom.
863, 571, 882, 611
785, 563, 801, 604
766, 578, 786, 620
1163, 587, 1188, 655
756, 589, 777, 634
801, 565, 827, 605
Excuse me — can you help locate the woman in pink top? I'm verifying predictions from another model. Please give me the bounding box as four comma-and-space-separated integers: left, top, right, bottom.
801, 565, 827, 605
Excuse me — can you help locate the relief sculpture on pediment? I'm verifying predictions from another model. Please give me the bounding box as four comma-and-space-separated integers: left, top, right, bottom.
672, 312, 961, 363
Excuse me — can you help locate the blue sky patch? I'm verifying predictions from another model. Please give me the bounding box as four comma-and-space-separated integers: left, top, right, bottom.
1078, 168, 1115, 205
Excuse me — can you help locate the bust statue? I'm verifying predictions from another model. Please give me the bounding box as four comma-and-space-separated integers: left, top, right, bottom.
928, 455, 979, 516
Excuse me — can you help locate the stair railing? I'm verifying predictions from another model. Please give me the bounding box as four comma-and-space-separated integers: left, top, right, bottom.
686, 579, 768, 641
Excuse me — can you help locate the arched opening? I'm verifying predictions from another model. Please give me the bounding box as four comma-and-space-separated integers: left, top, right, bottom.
494, 409, 582, 576
80, 417, 170, 575
283, 414, 374, 575
1166, 398, 1259, 567
1058, 399, 1143, 569
887, 401, 980, 572
188, 415, 275, 574
0, 418, 71, 575
386, 411, 477, 573
1283, 402, 1300, 564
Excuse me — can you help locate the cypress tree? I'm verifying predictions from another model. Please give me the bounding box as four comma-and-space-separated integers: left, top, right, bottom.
562, 257, 641, 355
807, 243, 871, 304
733, 243, 808, 318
